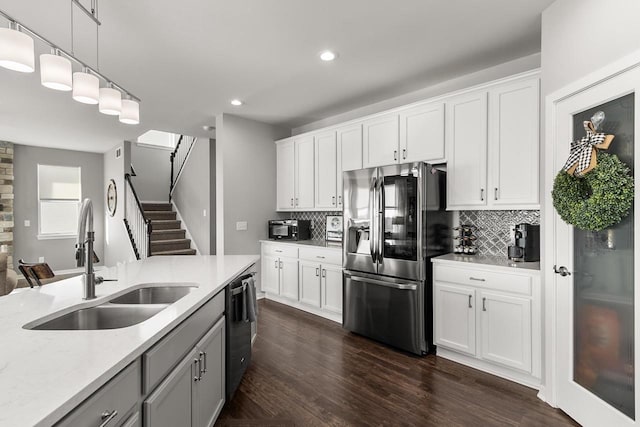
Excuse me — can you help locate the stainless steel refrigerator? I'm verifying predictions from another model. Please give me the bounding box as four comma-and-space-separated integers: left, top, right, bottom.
342, 162, 451, 355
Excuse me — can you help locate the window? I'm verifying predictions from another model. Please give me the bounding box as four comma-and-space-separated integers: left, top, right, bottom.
37, 165, 81, 239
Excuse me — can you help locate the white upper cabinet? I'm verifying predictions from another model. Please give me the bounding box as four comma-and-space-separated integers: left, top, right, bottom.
446, 91, 488, 209
315, 130, 338, 209
294, 135, 315, 209
276, 139, 295, 211
336, 124, 362, 209
399, 102, 445, 163
362, 114, 400, 168
488, 78, 540, 207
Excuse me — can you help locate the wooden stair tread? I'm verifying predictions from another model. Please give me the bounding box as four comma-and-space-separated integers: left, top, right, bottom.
152, 249, 197, 255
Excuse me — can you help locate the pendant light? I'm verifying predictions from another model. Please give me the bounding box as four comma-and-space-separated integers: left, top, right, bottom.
119, 98, 139, 125
72, 69, 99, 104
99, 85, 121, 115
0, 23, 34, 73
40, 49, 72, 91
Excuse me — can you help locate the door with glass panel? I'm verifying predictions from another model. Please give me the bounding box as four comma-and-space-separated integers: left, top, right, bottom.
553, 67, 639, 426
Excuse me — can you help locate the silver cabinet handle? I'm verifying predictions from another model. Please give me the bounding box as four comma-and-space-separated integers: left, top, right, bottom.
202, 351, 207, 374
553, 265, 571, 276
275, 249, 282, 253
469, 277, 485, 282
468, 295, 472, 308
279, 261, 283, 269
348, 274, 418, 290
321, 269, 326, 278
290, 198, 293, 206
193, 358, 200, 382
199, 351, 205, 377
393, 150, 398, 161
482, 297, 487, 311
295, 197, 299, 206
274, 260, 278, 269
480, 188, 484, 201
338, 195, 342, 205
316, 256, 325, 259
402, 148, 407, 159
99, 410, 118, 427
332, 196, 336, 205
315, 268, 320, 276
494, 187, 498, 200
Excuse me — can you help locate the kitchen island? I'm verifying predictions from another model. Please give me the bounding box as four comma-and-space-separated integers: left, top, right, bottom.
0, 255, 258, 427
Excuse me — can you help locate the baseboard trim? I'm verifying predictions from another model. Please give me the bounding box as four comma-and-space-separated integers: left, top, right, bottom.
264, 293, 341, 323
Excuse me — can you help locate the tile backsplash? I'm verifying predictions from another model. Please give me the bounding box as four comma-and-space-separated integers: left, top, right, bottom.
458, 210, 540, 257
288, 211, 342, 241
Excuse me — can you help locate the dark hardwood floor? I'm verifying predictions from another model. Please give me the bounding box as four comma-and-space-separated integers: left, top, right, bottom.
217, 300, 578, 427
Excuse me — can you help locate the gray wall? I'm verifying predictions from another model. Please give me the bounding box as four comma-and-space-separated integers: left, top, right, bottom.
103, 142, 136, 267
173, 139, 211, 254
130, 143, 171, 202
13, 144, 104, 271
216, 114, 288, 255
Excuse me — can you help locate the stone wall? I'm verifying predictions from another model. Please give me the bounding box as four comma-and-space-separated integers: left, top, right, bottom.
0, 142, 14, 267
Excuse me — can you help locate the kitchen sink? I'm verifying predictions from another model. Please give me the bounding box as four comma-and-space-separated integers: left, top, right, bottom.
29, 304, 167, 331
108, 285, 197, 305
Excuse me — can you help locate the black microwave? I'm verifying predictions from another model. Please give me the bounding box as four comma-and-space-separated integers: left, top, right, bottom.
268, 219, 311, 240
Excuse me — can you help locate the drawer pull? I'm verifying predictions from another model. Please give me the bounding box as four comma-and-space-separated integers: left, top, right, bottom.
469, 277, 485, 282
482, 297, 487, 311
99, 410, 118, 427
316, 256, 325, 259
468, 295, 472, 308
275, 249, 283, 253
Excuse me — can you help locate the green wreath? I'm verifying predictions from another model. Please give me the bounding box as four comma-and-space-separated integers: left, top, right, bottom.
552, 153, 634, 231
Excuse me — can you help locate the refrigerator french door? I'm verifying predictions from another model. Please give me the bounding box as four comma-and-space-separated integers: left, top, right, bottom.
342, 162, 450, 355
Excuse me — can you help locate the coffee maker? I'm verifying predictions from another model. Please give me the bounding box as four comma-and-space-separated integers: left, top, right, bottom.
507, 223, 540, 262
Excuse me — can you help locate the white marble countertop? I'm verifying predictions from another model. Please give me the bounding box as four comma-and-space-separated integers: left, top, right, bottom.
0, 255, 259, 427
432, 253, 540, 272
260, 239, 343, 250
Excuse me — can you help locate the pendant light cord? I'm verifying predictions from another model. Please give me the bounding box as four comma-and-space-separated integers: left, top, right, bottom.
70, 0, 74, 55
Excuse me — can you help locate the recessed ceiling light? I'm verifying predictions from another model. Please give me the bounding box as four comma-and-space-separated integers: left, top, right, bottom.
202, 125, 215, 131
319, 50, 337, 61
230, 99, 243, 106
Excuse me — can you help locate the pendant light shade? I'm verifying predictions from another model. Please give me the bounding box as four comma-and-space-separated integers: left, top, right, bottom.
40, 53, 72, 91
0, 26, 35, 73
99, 87, 122, 115
72, 71, 99, 104
119, 99, 139, 125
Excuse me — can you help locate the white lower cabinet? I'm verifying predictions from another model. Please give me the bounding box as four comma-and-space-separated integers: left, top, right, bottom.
433, 260, 540, 388
261, 242, 343, 322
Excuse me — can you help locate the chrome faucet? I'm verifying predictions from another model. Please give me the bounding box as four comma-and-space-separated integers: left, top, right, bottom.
75, 198, 103, 299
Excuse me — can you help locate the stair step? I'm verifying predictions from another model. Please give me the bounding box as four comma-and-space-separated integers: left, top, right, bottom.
151, 229, 186, 241
151, 220, 181, 230
152, 248, 197, 256
146, 211, 177, 221
151, 238, 191, 252
142, 202, 172, 211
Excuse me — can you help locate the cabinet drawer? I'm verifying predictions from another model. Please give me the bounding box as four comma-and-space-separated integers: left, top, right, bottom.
56, 360, 140, 427
434, 265, 531, 296
262, 244, 298, 258
299, 247, 342, 265
143, 290, 224, 394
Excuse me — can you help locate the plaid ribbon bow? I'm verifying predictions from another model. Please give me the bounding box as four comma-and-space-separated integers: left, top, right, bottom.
563, 121, 608, 177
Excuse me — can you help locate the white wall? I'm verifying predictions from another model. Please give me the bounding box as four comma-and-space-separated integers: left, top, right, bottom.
215, 114, 288, 255
293, 53, 541, 135
173, 139, 210, 254
130, 143, 171, 202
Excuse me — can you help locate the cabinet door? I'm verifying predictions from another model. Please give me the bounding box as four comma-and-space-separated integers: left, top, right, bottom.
321, 264, 343, 314
279, 257, 299, 300
315, 131, 338, 209
479, 291, 532, 373
446, 91, 488, 209
337, 124, 363, 209
434, 283, 476, 356
143, 348, 197, 427
276, 139, 295, 210
261, 254, 280, 294
399, 103, 445, 162
488, 78, 540, 207
362, 114, 400, 168
194, 317, 225, 427
294, 135, 315, 209
299, 260, 321, 307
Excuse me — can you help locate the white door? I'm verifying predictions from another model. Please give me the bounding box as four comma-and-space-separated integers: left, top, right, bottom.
321, 264, 342, 314
446, 91, 488, 209
399, 103, 445, 162
279, 257, 299, 301
276, 139, 295, 210
315, 131, 338, 209
550, 66, 640, 426
434, 283, 476, 356
479, 291, 531, 373
294, 135, 315, 209
261, 254, 280, 294
362, 114, 399, 168
337, 124, 362, 209
489, 78, 540, 207
299, 260, 321, 307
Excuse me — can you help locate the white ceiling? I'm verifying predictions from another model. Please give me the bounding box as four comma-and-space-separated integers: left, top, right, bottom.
0, 0, 554, 153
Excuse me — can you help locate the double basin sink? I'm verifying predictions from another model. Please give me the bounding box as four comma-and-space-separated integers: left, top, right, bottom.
27, 285, 197, 331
